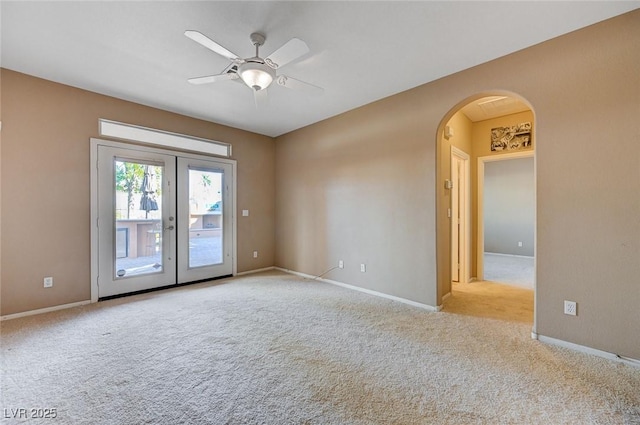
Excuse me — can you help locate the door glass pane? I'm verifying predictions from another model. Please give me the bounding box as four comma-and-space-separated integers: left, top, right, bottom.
114, 160, 163, 278
188, 169, 223, 268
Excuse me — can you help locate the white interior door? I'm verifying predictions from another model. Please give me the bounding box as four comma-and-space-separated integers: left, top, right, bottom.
451, 146, 470, 284
94, 141, 235, 299
451, 156, 460, 282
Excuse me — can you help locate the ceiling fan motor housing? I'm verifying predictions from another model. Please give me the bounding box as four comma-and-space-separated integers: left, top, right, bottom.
249, 32, 266, 47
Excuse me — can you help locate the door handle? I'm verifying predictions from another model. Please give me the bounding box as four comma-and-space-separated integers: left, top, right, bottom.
165, 225, 175, 231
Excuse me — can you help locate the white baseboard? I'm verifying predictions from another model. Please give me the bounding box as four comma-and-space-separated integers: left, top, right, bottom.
536, 334, 640, 368
235, 266, 276, 276
275, 267, 438, 312
1, 300, 91, 321
0, 267, 273, 320
484, 252, 534, 259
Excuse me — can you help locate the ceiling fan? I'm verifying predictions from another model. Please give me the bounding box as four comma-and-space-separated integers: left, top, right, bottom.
185, 30, 323, 106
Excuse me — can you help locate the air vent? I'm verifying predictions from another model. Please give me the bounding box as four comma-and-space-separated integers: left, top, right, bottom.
460, 96, 531, 122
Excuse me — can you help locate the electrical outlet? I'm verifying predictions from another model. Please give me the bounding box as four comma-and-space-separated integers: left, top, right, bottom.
564, 300, 577, 316
44, 277, 53, 288
360, 264, 366, 273
338, 260, 344, 269
253, 251, 258, 258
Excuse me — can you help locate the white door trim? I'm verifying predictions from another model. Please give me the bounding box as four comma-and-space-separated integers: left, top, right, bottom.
90, 138, 237, 302
451, 146, 471, 284
477, 150, 534, 281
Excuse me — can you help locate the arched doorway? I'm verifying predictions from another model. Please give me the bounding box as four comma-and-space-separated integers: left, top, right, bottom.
436, 92, 537, 328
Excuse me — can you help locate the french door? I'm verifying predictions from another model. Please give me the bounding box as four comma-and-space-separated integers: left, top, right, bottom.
94, 141, 234, 299
176, 157, 233, 283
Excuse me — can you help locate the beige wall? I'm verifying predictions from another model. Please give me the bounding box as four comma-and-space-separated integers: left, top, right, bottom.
470, 110, 534, 276
471, 111, 535, 159
275, 94, 437, 304
438, 111, 473, 296
443, 110, 535, 280
483, 157, 535, 256
1, 70, 276, 315
446, 111, 474, 155
2, 10, 638, 360
275, 10, 640, 359
0, 70, 3, 313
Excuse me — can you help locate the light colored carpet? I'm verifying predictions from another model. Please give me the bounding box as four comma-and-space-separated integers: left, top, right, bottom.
444, 280, 534, 324
483, 253, 534, 289
2, 271, 639, 424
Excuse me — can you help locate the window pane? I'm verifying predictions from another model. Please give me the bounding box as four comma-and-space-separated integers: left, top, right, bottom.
100, 119, 230, 157
188, 169, 223, 268
114, 160, 164, 278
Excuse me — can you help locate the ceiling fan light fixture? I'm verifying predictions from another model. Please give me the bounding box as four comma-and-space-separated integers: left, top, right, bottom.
185, 30, 322, 99
239, 61, 274, 91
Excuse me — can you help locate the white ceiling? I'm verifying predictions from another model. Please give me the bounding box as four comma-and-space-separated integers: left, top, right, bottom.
1, 1, 637, 137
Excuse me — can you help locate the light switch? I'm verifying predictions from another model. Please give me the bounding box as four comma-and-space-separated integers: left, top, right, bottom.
242, 210, 249, 217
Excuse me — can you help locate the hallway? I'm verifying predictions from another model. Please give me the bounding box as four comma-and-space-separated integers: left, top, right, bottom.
483, 252, 534, 289
443, 280, 534, 323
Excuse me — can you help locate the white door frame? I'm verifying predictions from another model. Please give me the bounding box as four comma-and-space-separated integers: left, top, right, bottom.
90, 138, 237, 302
477, 150, 534, 281
451, 146, 471, 284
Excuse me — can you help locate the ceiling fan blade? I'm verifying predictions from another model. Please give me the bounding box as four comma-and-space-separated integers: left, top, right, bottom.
254, 88, 268, 108
185, 30, 242, 62
188, 73, 239, 85
265, 38, 309, 69
276, 75, 323, 96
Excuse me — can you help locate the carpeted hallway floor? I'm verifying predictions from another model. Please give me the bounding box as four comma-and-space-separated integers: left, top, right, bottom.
483, 253, 534, 289
1, 271, 638, 424
443, 279, 534, 323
